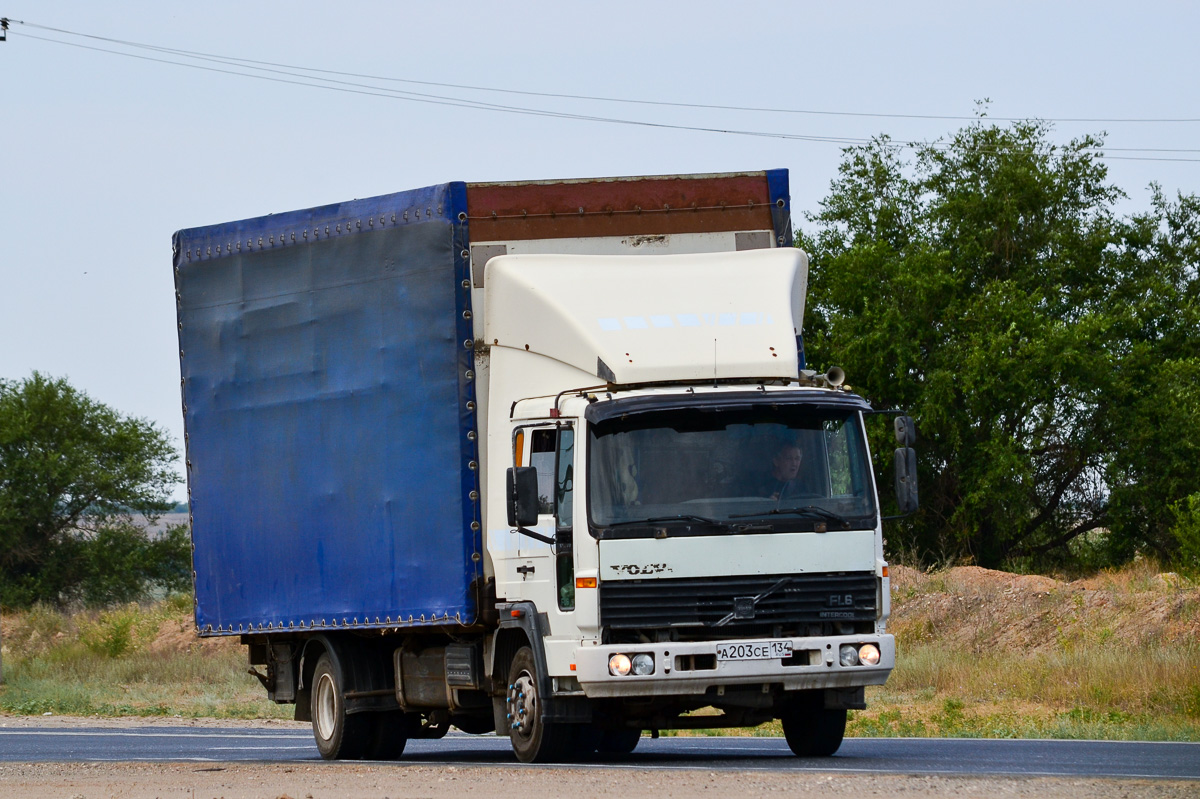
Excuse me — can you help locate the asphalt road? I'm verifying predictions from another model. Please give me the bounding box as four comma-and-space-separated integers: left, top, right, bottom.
0, 727, 1196, 780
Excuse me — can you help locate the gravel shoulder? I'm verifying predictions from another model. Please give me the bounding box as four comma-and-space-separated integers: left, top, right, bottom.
0, 761, 1195, 799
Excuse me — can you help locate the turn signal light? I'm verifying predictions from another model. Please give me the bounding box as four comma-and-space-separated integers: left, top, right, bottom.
576, 577, 597, 589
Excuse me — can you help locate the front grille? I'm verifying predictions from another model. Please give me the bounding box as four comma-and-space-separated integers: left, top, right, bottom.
599, 571, 876, 631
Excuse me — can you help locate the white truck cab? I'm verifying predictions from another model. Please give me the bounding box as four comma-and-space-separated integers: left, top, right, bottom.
478, 249, 899, 759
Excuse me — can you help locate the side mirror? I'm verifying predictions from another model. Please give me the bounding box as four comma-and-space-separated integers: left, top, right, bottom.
894, 415, 917, 447
507, 466, 540, 528
894, 447, 919, 515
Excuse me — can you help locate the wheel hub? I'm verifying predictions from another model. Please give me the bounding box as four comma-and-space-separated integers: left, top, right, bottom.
506, 671, 536, 738
314, 673, 337, 741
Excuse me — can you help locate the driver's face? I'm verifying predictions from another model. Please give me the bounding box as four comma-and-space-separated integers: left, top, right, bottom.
773, 446, 803, 480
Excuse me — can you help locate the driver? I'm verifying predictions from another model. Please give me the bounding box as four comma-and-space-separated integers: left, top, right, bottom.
754, 441, 805, 500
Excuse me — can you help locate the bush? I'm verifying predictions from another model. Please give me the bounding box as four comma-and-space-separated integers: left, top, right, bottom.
79, 606, 142, 658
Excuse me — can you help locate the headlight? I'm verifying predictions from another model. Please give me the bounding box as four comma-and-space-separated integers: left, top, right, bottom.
858, 643, 881, 666
839, 644, 859, 667
631, 653, 655, 675
608, 653, 632, 676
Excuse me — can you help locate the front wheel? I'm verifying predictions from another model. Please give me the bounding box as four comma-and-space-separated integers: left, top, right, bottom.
507, 646, 575, 763
781, 704, 846, 757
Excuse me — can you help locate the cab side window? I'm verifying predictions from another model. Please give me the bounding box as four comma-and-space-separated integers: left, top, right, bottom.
555, 427, 575, 611
525, 426, 575, 611
529, 430, 556, 514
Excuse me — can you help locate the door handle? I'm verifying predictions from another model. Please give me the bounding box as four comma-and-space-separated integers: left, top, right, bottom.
516, 565, 536, 576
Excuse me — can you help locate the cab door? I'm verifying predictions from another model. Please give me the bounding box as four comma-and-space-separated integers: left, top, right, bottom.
503, 424, 576, 611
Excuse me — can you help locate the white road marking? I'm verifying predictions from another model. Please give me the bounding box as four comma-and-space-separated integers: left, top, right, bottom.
204, 746, 309, 751
0, 730, 308, 739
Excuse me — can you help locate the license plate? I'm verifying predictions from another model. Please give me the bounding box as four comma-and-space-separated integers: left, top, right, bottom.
715, 640, 793, 661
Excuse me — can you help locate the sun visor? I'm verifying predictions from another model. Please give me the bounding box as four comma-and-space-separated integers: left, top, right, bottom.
583, 390, 870, 424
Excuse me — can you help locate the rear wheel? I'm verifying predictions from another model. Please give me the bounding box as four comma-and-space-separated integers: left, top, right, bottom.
311, 653, 372, 760
597, 728, 641, 755
450, 713, 495, 735
365, 711, 417, 760
781, 703, 846, 757
507, 646, 576, 763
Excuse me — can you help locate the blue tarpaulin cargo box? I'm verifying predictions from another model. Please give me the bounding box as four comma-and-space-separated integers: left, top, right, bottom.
174, 170, 793, 636
173, 183, 481, 635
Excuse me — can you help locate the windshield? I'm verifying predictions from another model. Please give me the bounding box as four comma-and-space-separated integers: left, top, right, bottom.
588, 404, 877, 537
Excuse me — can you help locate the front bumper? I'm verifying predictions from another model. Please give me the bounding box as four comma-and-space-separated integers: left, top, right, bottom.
574, 634, 894, 698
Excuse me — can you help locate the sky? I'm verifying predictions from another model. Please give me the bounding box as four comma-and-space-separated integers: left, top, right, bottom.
2, 2, 1198, 501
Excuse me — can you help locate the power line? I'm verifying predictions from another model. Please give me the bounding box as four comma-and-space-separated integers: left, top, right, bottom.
16, 32, 882, 148
8, 20, 1200, 163
15, 19, 1200, 126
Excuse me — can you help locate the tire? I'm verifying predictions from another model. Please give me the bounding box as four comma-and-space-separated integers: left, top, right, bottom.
412, 711, 451, 739
450, 713, 496, 735
365, 711, 416, 760
597, 728, 641, 755
781, 705, 846, 757
310, 653, 371, 760
506, 646, 576, 763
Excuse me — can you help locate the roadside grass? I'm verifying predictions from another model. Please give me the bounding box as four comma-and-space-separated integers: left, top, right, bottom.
675, 561, 1200, 741
0, 599, 290, 720
848, 643, 1200, 741
1, 561, 1197, 740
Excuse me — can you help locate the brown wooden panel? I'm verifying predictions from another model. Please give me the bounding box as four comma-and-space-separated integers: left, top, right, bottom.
465, 173, 777, 242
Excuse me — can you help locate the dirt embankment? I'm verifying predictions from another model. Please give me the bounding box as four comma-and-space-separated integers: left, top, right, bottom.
886, 564, 1200, 653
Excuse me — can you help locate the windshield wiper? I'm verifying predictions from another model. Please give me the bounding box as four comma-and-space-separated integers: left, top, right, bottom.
606, 514, 728, 529
729, 505, 853, 529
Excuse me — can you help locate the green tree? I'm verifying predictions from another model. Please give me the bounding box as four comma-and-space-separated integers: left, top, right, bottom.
1099, 189, 1200, 563
802, 120, 1200, 569
1169, 493, 1200, 576
72, 521, 193, 606
0, 372, 182, 606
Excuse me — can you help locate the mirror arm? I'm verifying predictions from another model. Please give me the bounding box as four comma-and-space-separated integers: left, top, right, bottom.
513, 526, 556, 546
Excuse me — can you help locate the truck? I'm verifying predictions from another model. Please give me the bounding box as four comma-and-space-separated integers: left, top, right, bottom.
172, 169, 917, 763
